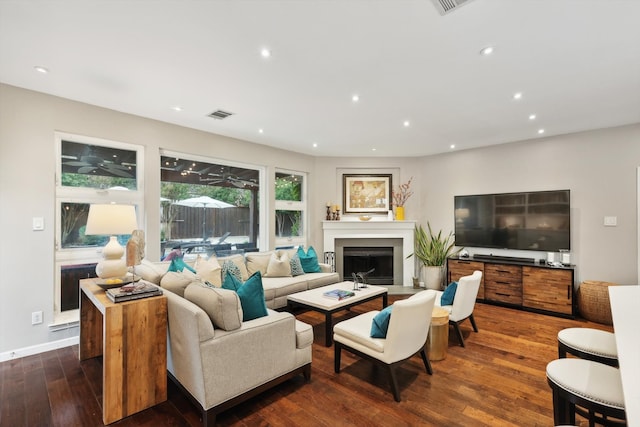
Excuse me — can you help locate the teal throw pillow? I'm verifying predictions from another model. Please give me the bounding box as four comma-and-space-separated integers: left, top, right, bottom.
297, 246, 321, 273
290, 253, 305, 276
440, 281, 458, 306
168, 257, 196, 274
222, 271, 268, 321
370, 305, 393, 338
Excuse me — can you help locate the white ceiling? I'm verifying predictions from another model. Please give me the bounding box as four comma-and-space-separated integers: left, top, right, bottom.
1, 0, 639, 157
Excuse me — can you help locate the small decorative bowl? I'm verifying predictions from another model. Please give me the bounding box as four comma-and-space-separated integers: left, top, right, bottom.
359, 215, 372, 221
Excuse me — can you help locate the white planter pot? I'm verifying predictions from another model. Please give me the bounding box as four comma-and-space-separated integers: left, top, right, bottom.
423, 265, 444, 290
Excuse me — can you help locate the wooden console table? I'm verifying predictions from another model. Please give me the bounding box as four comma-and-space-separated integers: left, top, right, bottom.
79, 279, 167, 424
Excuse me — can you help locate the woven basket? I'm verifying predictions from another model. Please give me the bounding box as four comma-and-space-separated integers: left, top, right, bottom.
577, 280, 617, 325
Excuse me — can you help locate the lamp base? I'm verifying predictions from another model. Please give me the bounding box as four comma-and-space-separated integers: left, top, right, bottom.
96, 236, 127, 279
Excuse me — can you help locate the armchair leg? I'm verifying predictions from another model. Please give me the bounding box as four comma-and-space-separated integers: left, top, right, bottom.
452, 321, 466, 347
334, 342, 342, 373
419, 348, 433, 375
387, 364, 401, 402
469, 314, 479, 332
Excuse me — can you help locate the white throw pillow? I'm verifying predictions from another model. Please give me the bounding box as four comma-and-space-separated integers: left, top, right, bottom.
160, 270, 197, 297
133, 259, 168, 284
194, 255, 222, 287
245, 251, 274, 276
184, 283, 243, 331
265, 252, 292, 277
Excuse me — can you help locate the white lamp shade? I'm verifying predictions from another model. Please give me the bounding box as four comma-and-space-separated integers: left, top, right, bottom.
85, 204, 138, 235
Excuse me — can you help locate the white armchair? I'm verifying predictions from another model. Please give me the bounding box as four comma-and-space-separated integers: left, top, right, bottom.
333, 290, 436, 401
435, 270, 482, 347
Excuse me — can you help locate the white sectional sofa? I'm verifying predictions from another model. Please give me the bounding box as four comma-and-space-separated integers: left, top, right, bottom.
132, 248, 339, 425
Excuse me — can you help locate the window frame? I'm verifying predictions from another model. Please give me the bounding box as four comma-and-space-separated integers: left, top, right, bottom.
160, 149, 267, 252
53, 132, 145, 324
275, 168, 308, 248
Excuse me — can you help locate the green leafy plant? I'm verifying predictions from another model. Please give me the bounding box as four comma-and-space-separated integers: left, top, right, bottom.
409, 222, 461, 267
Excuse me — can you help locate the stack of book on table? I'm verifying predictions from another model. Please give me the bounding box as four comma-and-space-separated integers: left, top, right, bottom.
322, 289, 355, 300
106, 280, 163, 303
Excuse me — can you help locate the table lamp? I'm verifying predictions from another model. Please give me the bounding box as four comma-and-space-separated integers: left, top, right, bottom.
85, 203, 138, 279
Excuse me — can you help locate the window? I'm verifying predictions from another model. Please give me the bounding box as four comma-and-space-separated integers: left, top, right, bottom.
275, 170, 307, 248
54, 133, 144, 324
160, 151, 262, 259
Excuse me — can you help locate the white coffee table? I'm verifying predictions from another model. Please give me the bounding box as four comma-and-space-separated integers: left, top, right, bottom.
287, 281, 388, 346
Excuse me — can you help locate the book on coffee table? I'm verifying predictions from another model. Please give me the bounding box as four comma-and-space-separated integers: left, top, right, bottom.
106, 280, 163, 303
322, 289, 356, 300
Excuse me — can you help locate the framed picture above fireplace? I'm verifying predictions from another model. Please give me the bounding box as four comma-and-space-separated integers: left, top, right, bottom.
343, 174, 392, 214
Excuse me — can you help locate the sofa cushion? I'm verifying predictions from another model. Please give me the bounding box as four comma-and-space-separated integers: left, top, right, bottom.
245, 251, 274, 276
265, 252, 292, 277
160, 270, 198, 297
289, 253, 305, 277
297, 246, 321, 273
262, 276, 309, 298
194, 255, 222, 287
306, 272, 341, 289
134, 259, 168, 285
184, 283, 243, 331
222, 271, 269, 321
215, 254, 249, 281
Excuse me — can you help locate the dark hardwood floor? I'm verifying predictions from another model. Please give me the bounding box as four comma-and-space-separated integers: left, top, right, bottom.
0, 297, 613, 427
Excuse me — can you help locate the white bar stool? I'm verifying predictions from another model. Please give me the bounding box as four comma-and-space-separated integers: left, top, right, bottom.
558, 327, 618, 367
546, 358, 626, 426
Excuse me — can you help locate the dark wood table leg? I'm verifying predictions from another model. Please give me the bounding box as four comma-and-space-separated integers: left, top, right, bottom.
325, 312, 333, 347
382, 293, 388, 308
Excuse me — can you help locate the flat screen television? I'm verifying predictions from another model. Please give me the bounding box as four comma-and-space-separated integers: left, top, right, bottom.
454, 190, 570, 252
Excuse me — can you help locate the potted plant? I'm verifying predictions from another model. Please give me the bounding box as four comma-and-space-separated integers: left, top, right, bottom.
409, 222, 461, 290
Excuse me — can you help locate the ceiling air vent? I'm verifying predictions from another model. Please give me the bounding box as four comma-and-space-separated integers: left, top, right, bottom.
208, 110, 234, 120
431, 0, 476, 15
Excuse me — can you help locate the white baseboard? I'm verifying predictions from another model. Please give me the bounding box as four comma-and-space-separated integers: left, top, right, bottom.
0, 336, 79, 363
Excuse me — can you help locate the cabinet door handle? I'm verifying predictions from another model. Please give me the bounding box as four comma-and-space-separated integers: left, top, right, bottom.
567, 285, 571, 299
496, 292, 511, 297
496, 281, 512, 285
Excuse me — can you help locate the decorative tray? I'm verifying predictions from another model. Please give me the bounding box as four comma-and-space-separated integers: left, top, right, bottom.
95, 276, 137, 290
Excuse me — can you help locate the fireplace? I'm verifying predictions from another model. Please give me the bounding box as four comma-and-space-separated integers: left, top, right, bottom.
323, 219, 416, 287
343, 246, 393, 285
335, 238, 404, 285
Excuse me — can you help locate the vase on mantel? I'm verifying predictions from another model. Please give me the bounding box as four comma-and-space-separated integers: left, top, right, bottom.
395, 206, 405, 221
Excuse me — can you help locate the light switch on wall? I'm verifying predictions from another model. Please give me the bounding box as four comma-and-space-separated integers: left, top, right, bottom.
604, 216, 617, 226
32, 217, 44, 231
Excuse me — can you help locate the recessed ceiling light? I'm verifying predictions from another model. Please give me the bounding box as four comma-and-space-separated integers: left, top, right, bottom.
529, 114, 537, 120
479, 46, 494, 56
450, 144, 456, 149
312, 143, 318, 148
538, 129, 545, 134
403, 120, 410, 127
260, 48, 271, 58
352, 94, 360, 102
172, 106, 182, 112
513, 92, 523, 100
34, 66, 49, 74
372, 148, 377, 152
258, 128, 264, 134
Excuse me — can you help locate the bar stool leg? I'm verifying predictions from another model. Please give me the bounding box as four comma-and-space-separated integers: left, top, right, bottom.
552, 387, 574, 425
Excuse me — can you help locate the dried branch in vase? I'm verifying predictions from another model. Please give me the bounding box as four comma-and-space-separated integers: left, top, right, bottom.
391, 177, 413, 207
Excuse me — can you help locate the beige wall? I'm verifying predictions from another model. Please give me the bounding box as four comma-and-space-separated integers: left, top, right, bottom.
0, 84, 317, 354
1, 82, 638, 355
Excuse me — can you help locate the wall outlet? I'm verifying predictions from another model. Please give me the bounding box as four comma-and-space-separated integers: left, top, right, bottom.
31, 311, 43, 325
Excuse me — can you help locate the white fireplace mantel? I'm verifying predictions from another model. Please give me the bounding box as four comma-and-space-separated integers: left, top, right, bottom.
323, 220, 416, 286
